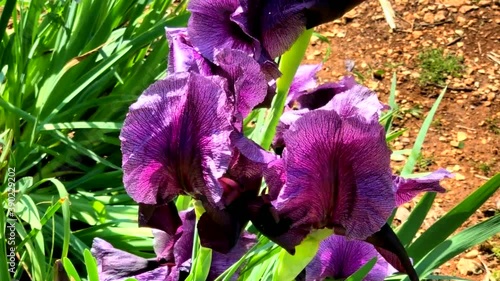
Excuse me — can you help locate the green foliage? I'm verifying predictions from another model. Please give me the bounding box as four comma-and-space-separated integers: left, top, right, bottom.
1, 2, 499, 281
486, 117, 500, 135
0, 0, 189, 280
417, 48, 464, 86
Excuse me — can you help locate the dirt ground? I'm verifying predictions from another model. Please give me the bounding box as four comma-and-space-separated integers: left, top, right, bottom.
304, 0, 500, 279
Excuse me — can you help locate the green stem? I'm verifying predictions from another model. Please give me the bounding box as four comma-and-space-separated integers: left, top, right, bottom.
255, 29, 314, 149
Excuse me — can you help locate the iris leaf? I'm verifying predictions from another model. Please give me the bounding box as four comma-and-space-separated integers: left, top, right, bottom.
407, 173, 500, 263
345, 257, 377, 281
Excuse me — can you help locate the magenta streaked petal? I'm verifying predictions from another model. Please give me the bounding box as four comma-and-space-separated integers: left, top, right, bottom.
393, 169, 451, 206
91, 238, 169, 281
120, 72, 233, 206
165, 28, 213, 76
198, 134, 273, 253
287, 64, 322, 105
214, 49, 268, 117
261, 110, 394, 252
188, 0, 259, 62
306, 235, 391, 281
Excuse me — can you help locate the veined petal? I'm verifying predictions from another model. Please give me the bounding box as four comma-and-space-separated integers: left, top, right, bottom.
262, 110, 395, 252
188, 0, 259, 62
214, 49, 269, 117
293, 76, 356, 111
91, 238, 169, 281
323, 83, 388, 122
198, 133, 273, 253
393, 169, 451, 206
260, 1, 366, 58
306, 235, 390, 281
120, 72, 233, 206
166, 28, 213, 75
287, 64, 322, 105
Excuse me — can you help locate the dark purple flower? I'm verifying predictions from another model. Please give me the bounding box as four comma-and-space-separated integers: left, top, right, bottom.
306, 235, 395, 281
188, 0, 367, 61
262, 109, 396, 251
256, 81, 448, 280
92, 210, 256, 281
120, 71, 274, 252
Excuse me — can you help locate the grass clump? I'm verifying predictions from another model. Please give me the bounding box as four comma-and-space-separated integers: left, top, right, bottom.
417, 48, 464, 86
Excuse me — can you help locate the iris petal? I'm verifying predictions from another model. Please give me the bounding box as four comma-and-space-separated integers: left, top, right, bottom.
120, 72, 233, 206
306, 235, 391, 281
91, 238, 169, 281
393, 168, 451, 206
188, 0, 258, 61
165, 28, 212, 75
261, 110, 395, 252
214, 49, 269, 118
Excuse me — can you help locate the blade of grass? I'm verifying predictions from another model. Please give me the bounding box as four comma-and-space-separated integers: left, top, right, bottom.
407, 173, 500, 263
40, 122, 122, 131
395, 192, 436, 247
401, 87, 446, 176
414, 214, 500, 278
84, 249, 99, 281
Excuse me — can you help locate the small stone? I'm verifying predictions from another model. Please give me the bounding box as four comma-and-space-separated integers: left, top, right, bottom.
457, 42, 464, 48
412, 30, 424, 39
456, 15, 467, 25
450, 140, 460, 147
395, 207, 411, 223
459, 5, 478, 14
465, 250, 479, 259
487, 93, 496, 101
439, 136, 447, 142
455, 29, 464, 36
455, 173, 466, 181
391, 153, 407, 162
456, 258, 483, 275
457, 131, 467, 141
452, 164, 461, 172
434, 10, 447, 22
423, 12, 434, 23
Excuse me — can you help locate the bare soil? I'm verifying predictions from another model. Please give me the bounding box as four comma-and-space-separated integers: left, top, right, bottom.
305, 0, 500, 279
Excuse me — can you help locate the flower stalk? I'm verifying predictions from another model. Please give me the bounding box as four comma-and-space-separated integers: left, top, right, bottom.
254, 29, 314, 149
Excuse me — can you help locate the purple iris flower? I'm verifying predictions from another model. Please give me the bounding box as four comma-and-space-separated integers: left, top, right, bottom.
305, 235, 396, 281
120, 71, 274, 253
166, 28, 270, 120
254, 78, 451, 280
91, 210, 256, 281
188, 0, 366, 61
